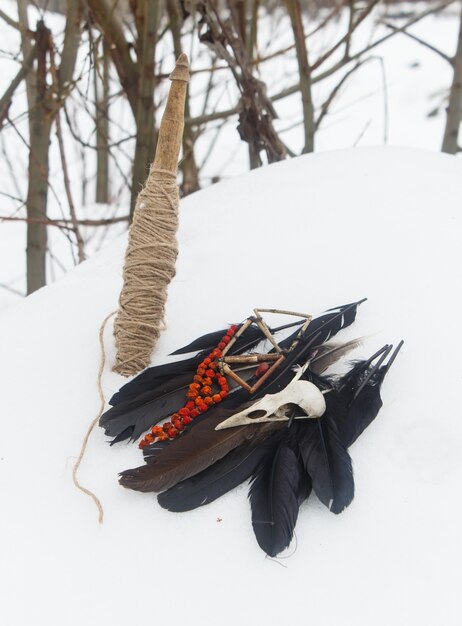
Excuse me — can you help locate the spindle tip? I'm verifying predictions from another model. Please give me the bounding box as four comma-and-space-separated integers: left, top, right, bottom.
169, 53, 190, 82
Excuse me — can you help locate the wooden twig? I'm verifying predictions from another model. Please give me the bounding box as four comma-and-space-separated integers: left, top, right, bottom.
0, 44, 36, 128
224, 354, 281, 364
0, 215, 129, 228
253, 309, 283, 353
55, 109, 86, 262
221, 317, 254, 357
381, 21, 452, 64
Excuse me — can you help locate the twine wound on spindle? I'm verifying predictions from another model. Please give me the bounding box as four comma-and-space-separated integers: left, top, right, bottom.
113, 53, 190, 377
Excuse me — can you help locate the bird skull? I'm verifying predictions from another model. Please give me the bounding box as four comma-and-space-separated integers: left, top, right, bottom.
215, 379, 326, 430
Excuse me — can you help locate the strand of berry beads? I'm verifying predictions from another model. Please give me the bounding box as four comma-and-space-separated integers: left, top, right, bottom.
139, 324, 238, 449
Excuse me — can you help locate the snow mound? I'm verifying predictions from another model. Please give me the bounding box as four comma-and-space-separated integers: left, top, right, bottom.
1, 147, 461, 626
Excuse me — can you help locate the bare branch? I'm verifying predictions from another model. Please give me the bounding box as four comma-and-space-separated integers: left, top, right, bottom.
186, 0, 457, 129
0, 214, 129, 228
55, 110, 86, 261
381, 21, 452, 64
86, 0, 139, 114
0, 44, 36, 128
0, 7, 32, 34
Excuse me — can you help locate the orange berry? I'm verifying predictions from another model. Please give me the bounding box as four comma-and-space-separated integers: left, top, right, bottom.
212, 394, 222, 403
204, 396, 214, 406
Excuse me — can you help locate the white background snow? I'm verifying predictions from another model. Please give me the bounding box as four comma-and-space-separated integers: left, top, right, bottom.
1, 1, 462, 623
1, 147, 462, 625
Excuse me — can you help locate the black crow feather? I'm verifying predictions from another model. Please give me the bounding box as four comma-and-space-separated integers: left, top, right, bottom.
157, 442, 273, 511
257, 300, 365, 399
322, 342, 403, 449
100, 372, 194, 441
298, 415, 354, 514
119, 408, 284, 493
102, 366, 257, 443
171, 320, 305, 356
170, 328, 231, 355
109, 355, 202, 406
249, 440, 309, 557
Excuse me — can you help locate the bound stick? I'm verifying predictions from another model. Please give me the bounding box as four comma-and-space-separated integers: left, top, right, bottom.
113, 54, 190, 377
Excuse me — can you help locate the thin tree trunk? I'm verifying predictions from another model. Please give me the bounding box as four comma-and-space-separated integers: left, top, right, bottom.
95, 41, 110, 203
231, 0, 261, 169
26, 2, 82, 293
442, 5, 462, 154
130, 0, 161, 217
285, 0, 315, 153
167, 0, 199, 195
26, 21, 52, 294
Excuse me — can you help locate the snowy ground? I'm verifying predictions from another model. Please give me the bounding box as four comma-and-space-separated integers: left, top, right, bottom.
0, 1, 461, 305
1, 147, 461, 626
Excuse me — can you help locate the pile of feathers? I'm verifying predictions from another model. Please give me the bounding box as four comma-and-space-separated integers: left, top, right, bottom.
100, 299, 402, 556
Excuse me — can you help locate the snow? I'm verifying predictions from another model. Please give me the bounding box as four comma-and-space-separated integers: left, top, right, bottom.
1, 147, 461, 626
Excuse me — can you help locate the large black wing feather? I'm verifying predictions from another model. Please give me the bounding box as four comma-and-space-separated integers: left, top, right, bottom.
249, 441, 308, 557
109, 355, 202, 406
100, 372, 194, 441
299, 415, 354, 514
325, 343, 401, 448
119, 410, 283, 493
157, 443, 271, 512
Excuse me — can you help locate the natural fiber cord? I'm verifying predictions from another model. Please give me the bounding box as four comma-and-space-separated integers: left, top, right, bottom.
113, 168, 179, 377
72, 310, 116, 523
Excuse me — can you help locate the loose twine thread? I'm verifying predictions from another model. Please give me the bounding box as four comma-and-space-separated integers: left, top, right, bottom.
72, 169, 179, 519
113, 168, 179, 377
72, 310, 116, 523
